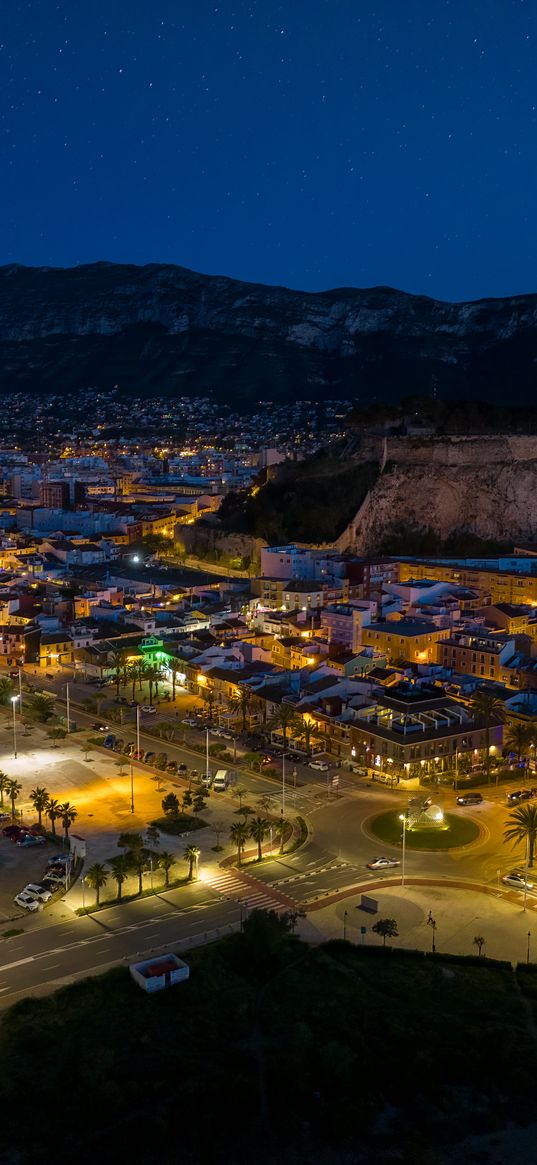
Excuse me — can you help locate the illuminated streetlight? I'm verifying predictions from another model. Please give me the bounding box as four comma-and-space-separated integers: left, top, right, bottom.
11, 694, 19, 759
399, 810, 408, 886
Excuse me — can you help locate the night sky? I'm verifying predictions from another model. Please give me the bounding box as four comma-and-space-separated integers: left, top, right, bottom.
2, 0, 536, 301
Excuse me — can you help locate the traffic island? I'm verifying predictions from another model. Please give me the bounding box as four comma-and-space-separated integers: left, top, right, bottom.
367, 809, 480, 851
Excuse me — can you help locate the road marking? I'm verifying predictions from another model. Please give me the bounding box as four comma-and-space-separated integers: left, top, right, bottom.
0, 956, 35, 971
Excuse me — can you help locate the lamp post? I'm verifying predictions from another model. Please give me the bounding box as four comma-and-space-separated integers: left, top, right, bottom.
11, 694, 19, 759
527, 931, 532, 965
428, 916, 437, 953
81, 875, 85, 912
399, 809, 408, 887
524, 833, 530, 914
282, 749, 286, 817
343, 910, 348, 941
66, 682, 70, 733
130, 760, 135, 814
205, 727, 210, 784
18, 667, 23, 710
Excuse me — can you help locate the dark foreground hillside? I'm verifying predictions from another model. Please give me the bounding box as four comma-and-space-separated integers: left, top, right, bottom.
0, 912, 535, 1165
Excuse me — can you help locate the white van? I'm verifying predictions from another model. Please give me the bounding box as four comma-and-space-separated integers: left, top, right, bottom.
213, 770, 229, 792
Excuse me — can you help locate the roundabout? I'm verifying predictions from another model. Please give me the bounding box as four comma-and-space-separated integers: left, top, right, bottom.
367, 808, 481, 851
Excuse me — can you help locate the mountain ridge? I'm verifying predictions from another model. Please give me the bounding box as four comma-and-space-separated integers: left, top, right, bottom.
1, 260, 536, 405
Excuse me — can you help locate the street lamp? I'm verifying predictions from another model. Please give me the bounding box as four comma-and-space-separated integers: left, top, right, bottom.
428, 915, 437, 953
399, 810, 408, 886
11, 694, 19, 759
343, 910, 348, 941
130, 760, 135, 814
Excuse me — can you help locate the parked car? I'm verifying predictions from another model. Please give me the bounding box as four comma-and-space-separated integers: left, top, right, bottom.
182, 717, 198, 728
309, 760, 330, 772
23, 884, 52, 903
115, 696, 128, 705
3, 825, 22, 839
48, 853, 69, 866
220, 730, 234, 741
141, 705, 156, 714
43, 872, 66, 887
155, 752, 168, 769
200, 772, 212, 787
0, 812, 10, 823
143, 751, 155, 764
17, 834, 45, 847
14, 892, 39, 912
507, 790, 524, 803
209, 727, 223, 737
366, 857, 401, 870
166, 761, 178, 774
125, 742, 135, 757
502, 870, 534, 890
178, 763, 188, 773
112, 738, 125, 752
132, 748, 144, 761
103, 734, 116, 748
456, 792, 484, 806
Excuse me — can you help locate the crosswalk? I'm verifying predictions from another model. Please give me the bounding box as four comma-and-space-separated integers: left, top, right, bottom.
206, 869, 300, 915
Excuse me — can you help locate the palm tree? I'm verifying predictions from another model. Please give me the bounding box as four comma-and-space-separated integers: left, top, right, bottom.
6, 778, 22, 819
229, 687, 252, 731
131, 850, 148, 895
268, 702, 301, 752
58, 801, 78, 840
470, 689, 505, 782
230, 820, 249, 865
85, 862, 108, 907
504, 803, 537, 867
250, 816, 270, 861
232, 787, 248, 810
201, 686, 215, 720
108, 854, 130, 901
0, 770, 9, 807
143, 663, 162, 707
273, 816, 289, 854
29, 786, 49, 827
0, 677, 14, 706
107, 650, 126, 698
169, 659, 183, 702
184, 844, 200, 880
46, 796, 61, 837
505, 722, 534, 764
298, 717, 314, 758
159, 850, 176, 887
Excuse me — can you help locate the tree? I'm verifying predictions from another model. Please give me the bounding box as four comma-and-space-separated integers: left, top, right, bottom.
117, 831, 144, 852
6, 778, 22, 819
159, 850, 176, 887
184, 844, 200, 880
298, 717, 314, 758
473, 935, 486, 957
46, 796, 61, 837
211, 818, 226, 848
268, 703, 301, 752
504, 803, 537, 867
0, 770, 9, 807
192, 792, 207, 814
109, 854, 130, 901
250, 816, 270, 862
145, 824, 160, 849
257, 794, 275, 816
505, 722, 535, 764
228, 686, 253, 731
115, 758, 128, 777
200, 685, 215, 720
230, 820, 249, 865
131, 850, 149, 895
232, 786, 249, 811
29, 786, 49, 827
85, 862, 108, 907
372, 918, 399, 946
46, 727, 67, 746
58, 801, 77, 839
31, 693, 55, 723
0, 677, 14, 705
470, 689, 505, 782
273, 816, 289, 854
162, 792, 180, 817
144, 663, 162, 707
80, 744, 92, 762
107, 650, 127, 699
181, 789, 193, 812
169, 659, 184, 702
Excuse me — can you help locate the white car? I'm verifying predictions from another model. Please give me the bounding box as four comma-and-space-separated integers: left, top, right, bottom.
14, 892, 39, 912
366, 857, 401, 870
209, 728, 223, 737
141, 705, 156, 714
502, 871, 534, 891
23, 883, 52, 903
309, 760, 330, 772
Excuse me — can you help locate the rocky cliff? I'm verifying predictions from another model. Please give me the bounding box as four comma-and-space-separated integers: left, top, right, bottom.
1, 261, 537, 405
339, 437, 537, 552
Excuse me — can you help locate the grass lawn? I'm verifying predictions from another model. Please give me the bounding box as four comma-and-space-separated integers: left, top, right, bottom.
369, 809, 480, 850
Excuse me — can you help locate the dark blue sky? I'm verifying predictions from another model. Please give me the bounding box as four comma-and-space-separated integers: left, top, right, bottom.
2, 0, 536, 301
